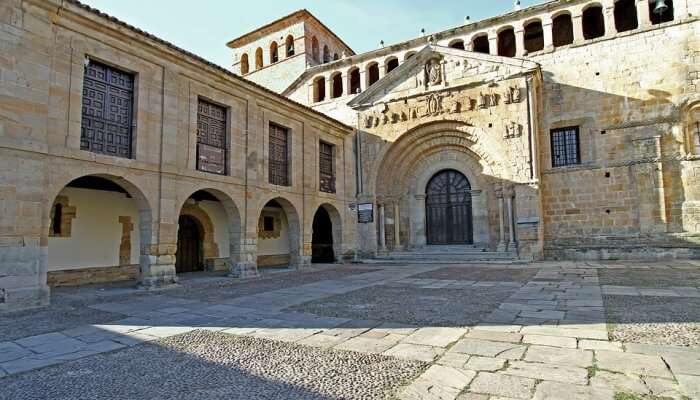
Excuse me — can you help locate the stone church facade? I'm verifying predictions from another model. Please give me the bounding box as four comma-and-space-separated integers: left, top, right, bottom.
1, 0, 700, 312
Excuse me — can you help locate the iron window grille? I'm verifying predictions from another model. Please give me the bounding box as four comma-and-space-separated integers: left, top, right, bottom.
319, 141, 335, 193
551, 126, 581, 167
269, 123, 290, 186
196, 99, 227, 175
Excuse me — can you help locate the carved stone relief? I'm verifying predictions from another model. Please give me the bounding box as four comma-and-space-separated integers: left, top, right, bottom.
504, 121, 523, 139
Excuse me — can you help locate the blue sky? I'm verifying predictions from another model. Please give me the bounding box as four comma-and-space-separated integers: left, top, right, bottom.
80, 0, 548, 69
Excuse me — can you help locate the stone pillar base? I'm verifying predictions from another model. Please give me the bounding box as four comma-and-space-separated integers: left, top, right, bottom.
0, 285, 50, 313
229, 262, 259, 279
138, 262, 178, 289
497, 242, 508, 252
296, 255, 312, 270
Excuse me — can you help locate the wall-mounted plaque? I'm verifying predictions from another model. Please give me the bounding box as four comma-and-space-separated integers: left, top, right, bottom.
357, 203, 374, 223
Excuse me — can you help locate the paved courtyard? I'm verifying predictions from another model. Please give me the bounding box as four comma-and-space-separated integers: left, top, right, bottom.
1, 262, 700, 399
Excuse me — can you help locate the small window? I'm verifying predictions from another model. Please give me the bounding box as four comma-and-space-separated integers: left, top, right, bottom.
240, 53, 250, 74
319, 141, 335, 193
270, 42, 279, 63
551, 126, 581, 167
323, 45, 330, 63
313, 76, 326, 103
650, 0, 674, 24
311, 37, 319, 61
349, 68, 361, 94
263, 216, 275, 232
269, 123, 290, 186
196, 99, 227, 175
449, 40, 465, 50
367, 63, 380, 86
331, 73, 343, 98
255, 47, 263, 69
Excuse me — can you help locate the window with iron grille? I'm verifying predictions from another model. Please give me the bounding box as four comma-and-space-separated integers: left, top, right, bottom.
81, 59, 134, 158
269, 123, 289, 186
551, 126, 581, 167
319, 141, 335, 193
196, 99, 227, 175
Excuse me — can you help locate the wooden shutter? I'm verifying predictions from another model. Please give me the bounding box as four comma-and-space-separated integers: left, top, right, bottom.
197, 99, 227, 175
81, 60, 134, 158
319, 141, 335, 193
269, 124, 289, 186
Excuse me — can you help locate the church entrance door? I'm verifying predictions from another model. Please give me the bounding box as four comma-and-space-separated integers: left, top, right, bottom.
425, 169, 473, 245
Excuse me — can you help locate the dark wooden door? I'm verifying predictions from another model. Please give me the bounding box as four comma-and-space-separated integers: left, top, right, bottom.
311, 207, 334, 263
176, 215, 203, 273
81, 60, 134, 158
426, 170, 473, 245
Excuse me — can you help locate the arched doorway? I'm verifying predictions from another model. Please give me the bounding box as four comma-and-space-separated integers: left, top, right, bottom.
176, 215, 203, 273
312, 207, 334, 263
425, 169, 473, 245
257, 198, 301, 268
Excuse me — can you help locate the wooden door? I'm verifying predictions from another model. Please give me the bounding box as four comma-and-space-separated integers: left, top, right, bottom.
176, 215, 203, 273
425, 170, 473, 245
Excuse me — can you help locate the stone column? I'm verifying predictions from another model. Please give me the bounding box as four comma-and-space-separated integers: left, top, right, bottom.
230, 238, 259, 278
488, 31, 498, 56
604, 3, 617, 36
542, 19, 554, 50
342, 72, 351, 96
360, 70, 367, 92
379, 64, 386, 80
496, 188, 507, 252
637, 0, 652, 27
393, 201, 401, 250
324, 73, 332, 101
515, 28, 525, 57
378, 203, 387, 252
572, 12, 585, 43
505, 187, 517, 252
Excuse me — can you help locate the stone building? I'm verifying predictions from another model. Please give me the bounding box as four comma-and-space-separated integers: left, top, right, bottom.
2, 0, 700, 312
0, 0, 356, 312
237, 0, 700, 261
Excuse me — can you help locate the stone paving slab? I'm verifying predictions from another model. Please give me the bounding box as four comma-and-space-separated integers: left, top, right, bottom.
523, 334, 577, 348
524, 345, 593, 368
589, 370, 650, 395
449, 338, 526, 360
383, 343, 444, 362
532, 381, 615, 400
505, 360, 588, 384
403, 327, 467, 347
594, 350, 673, 378
468, 372, 535, 399
398, 364, 476, 400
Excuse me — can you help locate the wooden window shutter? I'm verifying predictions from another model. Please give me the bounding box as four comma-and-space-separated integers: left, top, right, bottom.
319, 141, 335, 193
196, 99, 227, 175
269, 123, 289, 186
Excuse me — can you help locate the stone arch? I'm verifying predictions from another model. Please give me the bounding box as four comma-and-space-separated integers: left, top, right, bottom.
175, 187, 242, 271
313, 75, 326, 102
366, 62, 380, 87
285, 35, 295, 57
270, 41, 279, 63
552, 12, 574, 47
497, 26, 516, 57
385, 56, 399, 74
45, 173, 156, 286
348, 67, 361, 94
323, 45, 330, 63
404, 51, 417, 61
471, 34, 490, 54
523, 19, 544, 53
614, 0, 638, 33
311, 36, 319, 62
255, 47, 263, 69
582, 3, 605, 40
240, 53, 249, 75
256, 196, 303, 267
448, 39, 465, 50
371, 120, 509, 197
330, 71, 343, 98
311, 203, 343, 263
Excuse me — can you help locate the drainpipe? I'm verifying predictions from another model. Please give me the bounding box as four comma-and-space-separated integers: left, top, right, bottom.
525, 74, 537, 180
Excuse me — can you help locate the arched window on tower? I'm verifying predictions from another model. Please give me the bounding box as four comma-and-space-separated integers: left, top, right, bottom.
404, 51, 416, 61
240, 53, 249, 75
333, 53, 339, 61
255, 47, 263, 70
650, 0, 674, 24
348, 67, 361, 94
583, 5, 605, 40
313, 76, 326, 102
286, 35, 295, 57
552, 13, 574, 47
497, 27, 516, 57
523, 20, 544, 53
270, 41, 279, 63
472, 35, 490, 54
385, 57, 399, 74
614, 0, 638, 33
331, 72, 343, 98
312, 36, 319, 62
323, 45, 330, 63
367, 62, 380, 86
449, 39, 465, 50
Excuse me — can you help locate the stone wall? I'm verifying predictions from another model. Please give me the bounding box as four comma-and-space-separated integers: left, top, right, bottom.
0, 0, 356, 312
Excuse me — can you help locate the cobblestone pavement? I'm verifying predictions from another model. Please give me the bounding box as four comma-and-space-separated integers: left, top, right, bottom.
1, 261, 700, 399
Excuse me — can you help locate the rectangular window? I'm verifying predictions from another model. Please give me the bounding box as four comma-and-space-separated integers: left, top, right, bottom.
196, 99, 227, 175
319, 141, 335, 193
81, 59, 134, 158
263, 216, 275, 232
551, 126, 581, 167
269, 123, 289, 186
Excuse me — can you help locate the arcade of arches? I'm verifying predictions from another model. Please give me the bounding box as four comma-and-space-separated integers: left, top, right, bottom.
45, 179, 343, 288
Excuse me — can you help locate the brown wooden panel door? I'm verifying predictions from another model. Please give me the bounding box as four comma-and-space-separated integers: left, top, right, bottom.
197, 100, 227, 174
426, 170, 473, 245
176, 215, 203, 273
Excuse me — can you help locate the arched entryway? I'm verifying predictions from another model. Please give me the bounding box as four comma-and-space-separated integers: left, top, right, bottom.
311, 207, 334, 263
257, 198, 301, 268
175, 215, 203, 273
425, 169, 474, 245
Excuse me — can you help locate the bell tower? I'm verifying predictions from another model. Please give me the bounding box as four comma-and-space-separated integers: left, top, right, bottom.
226, 9, 354, 93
